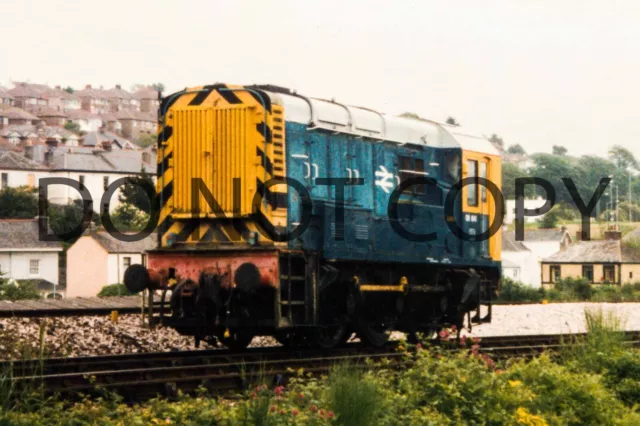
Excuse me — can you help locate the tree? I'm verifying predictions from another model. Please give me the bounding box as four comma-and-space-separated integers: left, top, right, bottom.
63, 86, 74, 94
0, 187, 38, 218
608, 145, 638, 171
488, 134, 504, 151
118, 168, 156, 214
110, 203, 150, 231
151, 82, 165, 93
48, 200, 100, 243
399, 112, 421, 120
134, 133, 156, 148
64, 121, 81, 134
552, 145, 568, 156
445, 116, 460, 126
502, 163, 535, 199
539, 209, 559, 229
506, 144, 527, 155
528, 153, 576, 204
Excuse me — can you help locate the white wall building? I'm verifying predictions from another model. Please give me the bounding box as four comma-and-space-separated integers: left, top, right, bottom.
502, 229, 540, 287
0, 219, 63, 297
504, 197, 548, 225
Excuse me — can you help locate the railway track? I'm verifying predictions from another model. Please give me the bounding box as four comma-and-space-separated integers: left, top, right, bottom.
5, 332, 640, 402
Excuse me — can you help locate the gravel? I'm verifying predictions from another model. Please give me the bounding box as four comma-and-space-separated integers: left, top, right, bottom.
1, 302, 638, 359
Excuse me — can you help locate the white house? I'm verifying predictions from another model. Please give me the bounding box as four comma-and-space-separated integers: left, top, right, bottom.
66, 109, 103, 132
66, 231, 156, 297
504, 197, 548, 225
0, 219, 63, 297
0, 150, 50, 190
502, 229, 540, 287
502, 227, 573, 287
47, 149, 155, 213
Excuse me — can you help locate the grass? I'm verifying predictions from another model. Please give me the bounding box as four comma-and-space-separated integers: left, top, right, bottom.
327, 364, 383, 426
497, 277, 640, 303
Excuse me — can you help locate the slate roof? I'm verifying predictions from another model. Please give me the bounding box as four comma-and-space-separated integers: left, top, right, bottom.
543, 240, 621, 263
0, 219, 63, 250
50, 149, 154, 173
91, 231, 157, 253
135, 87, 159, 100
66, 109, 101, 120
36, 107, 68, 118
502, 230, 530, 252
82, 131, 131, 148
0, 150, 47, 170
115, 110, 156, 122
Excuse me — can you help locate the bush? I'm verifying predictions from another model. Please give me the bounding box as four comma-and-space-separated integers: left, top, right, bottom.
97, 284, 132, 297
554, 277, 593, 301
496, 278, 544, 303
0, 278, 41, 301
327, 364, 383, 426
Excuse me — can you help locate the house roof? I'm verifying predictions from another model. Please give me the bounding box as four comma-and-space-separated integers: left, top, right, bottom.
0, 105, 40, 121
36, 107, 68, 118
115, 110, 157, 122
543, 240, 621, 263
135, 87, 159, 100
0, 87, 14, 100
75, 86, 108, 100
502, 230, 530, 252
501, 258, 520, 268
0, 150, 47, 170
91, 231, 157, 253
0, 219, 63, 250
8, 84, 43, 99
82, 131, 132, 148
103, 86, 134, 100
50, 149, 154, 173
66, 109, 101, 120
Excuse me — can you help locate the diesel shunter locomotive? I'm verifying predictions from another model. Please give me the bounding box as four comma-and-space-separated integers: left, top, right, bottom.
124, 84, 502, 349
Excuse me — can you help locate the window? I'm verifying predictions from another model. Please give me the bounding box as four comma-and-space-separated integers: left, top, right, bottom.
582, 265, 594, 282
103, 176, 109, 191
79, 175, 85, 188
603, 265, 616, 283
466, 160, 478, 206
123, 257, 131, 269
29, 259, 39, 275
630, 271, 634, 279
550, 265, 561, 283
1, 173, 7, 189
479, 162, 487, 202
27, 174, 35, 188
398, 156, 427, 195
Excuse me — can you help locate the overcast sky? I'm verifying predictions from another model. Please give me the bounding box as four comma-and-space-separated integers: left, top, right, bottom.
2, 0, 639, 159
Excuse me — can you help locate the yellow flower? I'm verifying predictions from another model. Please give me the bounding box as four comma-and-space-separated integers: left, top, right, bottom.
509, 380, 522, 388
297, 368, 304, 376
516, 407, 548, 426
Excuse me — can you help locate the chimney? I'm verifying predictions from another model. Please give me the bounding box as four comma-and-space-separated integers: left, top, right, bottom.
116, 84, 121, 90
55, 85, 61, 90
44, 150, 53, 165
85, 84, 92, 89
102, 140, 112, 151
45, 139, 59, 148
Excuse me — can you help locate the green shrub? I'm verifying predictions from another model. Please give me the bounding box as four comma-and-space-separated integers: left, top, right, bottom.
97, 284, 132, 298
496, 278, 544, 303
554, 277, 593, 301
0, 279, 41, 301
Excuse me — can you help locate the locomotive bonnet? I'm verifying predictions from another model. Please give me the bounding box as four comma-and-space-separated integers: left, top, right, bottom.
125, 84, 502, 349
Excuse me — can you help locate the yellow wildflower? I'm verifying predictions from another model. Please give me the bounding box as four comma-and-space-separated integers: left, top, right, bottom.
516, 407, 548, 426
509, 380, 522, 388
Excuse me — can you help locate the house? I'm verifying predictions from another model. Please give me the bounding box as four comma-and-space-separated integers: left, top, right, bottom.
0, 219, 63, 298
0, 150, 49, 189
502, 230, 539, 286
0, 108, 7, 129
104, 85, 139, 112
116, 110, 157, 139
134, 86, 160, 113
36, 107, 68, 127
66, 109, 103, 132
66, 231, 156, 297
99, 113, 122, 134
541, 230, 640, 286
0, 105, 40, 126
0, 87, 14, 106
82, 131, 136, 150
8, 83, 46, 112
47, 148, 155, 212
75, 85, 109, 115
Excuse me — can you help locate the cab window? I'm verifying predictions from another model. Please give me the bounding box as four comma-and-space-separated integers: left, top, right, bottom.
479, 162, 487, 202
467, 159, 478, 206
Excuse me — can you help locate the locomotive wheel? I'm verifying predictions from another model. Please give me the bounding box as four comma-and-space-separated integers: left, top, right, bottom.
357, 322, 393, 348
311, 324, 350, 349
219, 330, 254, 351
